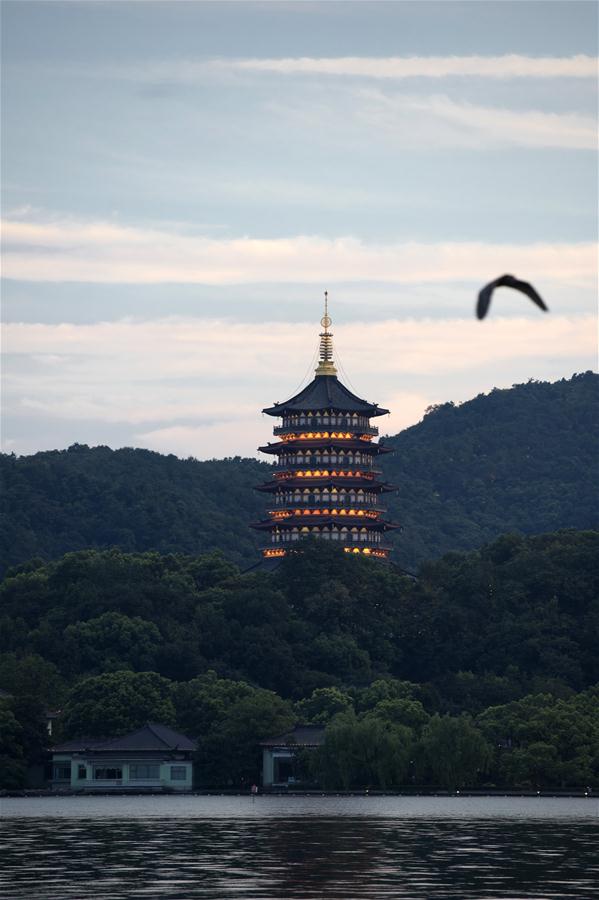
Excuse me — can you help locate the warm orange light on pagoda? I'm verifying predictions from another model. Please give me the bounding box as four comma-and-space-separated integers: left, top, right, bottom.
268, 508, 380, 519
279, 430, 356, 442
289, 469, 373, 479
342, 546, 389, 558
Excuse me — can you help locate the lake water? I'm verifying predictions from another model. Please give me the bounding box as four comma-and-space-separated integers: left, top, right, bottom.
1, 795, 597, 899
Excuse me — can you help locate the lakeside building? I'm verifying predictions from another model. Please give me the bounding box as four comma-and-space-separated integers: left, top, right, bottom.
252, 294, 399, 561
51, 723, 196, 792
261, 725, 325, 787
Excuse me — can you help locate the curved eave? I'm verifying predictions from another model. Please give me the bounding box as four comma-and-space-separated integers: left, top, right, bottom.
255, 479, 397, 493
258, 440, 392, 455
263, 375, 389, 418
264, 404, 390, 419
252, 517, 401, 531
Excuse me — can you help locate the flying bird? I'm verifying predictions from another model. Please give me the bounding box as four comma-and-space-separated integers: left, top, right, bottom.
476, 274, 549, 320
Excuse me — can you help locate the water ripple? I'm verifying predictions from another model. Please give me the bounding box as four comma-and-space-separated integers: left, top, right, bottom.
1, 797, 598, 899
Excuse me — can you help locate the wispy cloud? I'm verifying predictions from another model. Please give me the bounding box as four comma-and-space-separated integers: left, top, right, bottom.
3, 315, 596, 457
2, 214, 596, 286
114, 55, 598, 84
6, 315, 594, 374
227, 54, 598, 80
352, 89, 598, 150
104, 55, 598, 150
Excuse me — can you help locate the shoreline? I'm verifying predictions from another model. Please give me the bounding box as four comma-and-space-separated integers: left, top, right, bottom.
2, 788, 593, 799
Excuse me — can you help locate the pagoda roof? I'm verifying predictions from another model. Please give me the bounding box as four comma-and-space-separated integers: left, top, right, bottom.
263, 375, 389, 418
259, 438, 391, 455
255, 478, 397, 493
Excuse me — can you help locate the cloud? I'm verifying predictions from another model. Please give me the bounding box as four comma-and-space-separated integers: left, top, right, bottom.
118, 55, 598, 84
352, 90, 598, 150
3, 315, 595, 452
6, 315, 594, 371
228, 54, 598, 80
2, 215, 596, 286
136, 418, 267, 460
115, 57, 597, 150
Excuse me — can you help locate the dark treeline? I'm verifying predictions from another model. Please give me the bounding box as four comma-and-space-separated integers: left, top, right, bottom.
1, 373, 597, 574
1, 532, 598, 790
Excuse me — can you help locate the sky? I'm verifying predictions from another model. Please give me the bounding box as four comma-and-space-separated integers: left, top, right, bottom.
1, 0, 597, 460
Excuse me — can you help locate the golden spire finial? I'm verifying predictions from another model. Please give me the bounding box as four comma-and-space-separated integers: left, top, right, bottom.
315, 290, 337, 376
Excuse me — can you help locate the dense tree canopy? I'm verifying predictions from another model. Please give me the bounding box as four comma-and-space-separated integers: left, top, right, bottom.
0, 532, 597, 790
1, 532, 597, 703
0, 702, 27, 788
419, 714, 492, 790
477, 688, 599, 789
382, 371, 598, 568
314, 714, 414, 790
62, 670, 176, 738
0, 446, 268, 572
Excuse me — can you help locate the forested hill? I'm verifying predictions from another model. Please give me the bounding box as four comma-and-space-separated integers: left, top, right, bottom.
1, 372, 597, 573
382, 371, 598, 567
0, 449, 269, 571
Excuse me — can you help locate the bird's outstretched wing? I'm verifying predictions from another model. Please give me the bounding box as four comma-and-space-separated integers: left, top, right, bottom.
476, 274, 549, 320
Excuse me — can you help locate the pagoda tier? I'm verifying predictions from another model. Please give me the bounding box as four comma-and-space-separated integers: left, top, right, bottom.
255, 477, 397, 494
259, 437, 391, 451
252, 294, 399, 562
253, 515, 400, 530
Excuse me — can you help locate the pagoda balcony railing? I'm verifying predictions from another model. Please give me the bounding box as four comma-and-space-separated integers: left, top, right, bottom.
273, 423, 379, 437
276, 459, 376, 470
271, 500, 387, 512
274, 458, 380, 470
277, 415, 378, 432
268, 510, 386, 522
262, 535, 393, 551
267, 527, 389, 541
274, 464, 383, 477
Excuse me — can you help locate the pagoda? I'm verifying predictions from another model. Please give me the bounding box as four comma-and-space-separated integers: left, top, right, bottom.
252, 294, 399, 560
